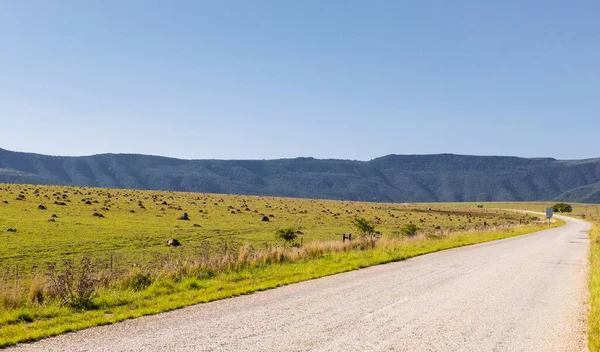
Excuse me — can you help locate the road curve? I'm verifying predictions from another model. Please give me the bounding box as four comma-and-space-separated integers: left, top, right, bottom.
11, 216, 591, 352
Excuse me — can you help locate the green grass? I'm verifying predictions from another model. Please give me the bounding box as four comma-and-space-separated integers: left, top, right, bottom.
0, 221, 558, 347
0, 184, 536, 280
589, 223, 600, 351
0, 184, 563, 347
442, 201, 600, 218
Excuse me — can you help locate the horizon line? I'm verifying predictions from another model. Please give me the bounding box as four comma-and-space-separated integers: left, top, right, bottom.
2, 147, 598, 162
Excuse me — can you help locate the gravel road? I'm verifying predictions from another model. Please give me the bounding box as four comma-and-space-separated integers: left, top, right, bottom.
10, 215, 591, 352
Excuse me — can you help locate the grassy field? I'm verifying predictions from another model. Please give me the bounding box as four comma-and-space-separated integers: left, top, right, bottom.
445, 201, 600, 218
0, 184, 538, 281
0, 184, 560, 347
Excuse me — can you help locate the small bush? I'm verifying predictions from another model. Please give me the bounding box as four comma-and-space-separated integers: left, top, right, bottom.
46, 257, 98, 309
15, 310, 34, 323
401, 224, 419, 237
351, 217, 379, 239
276, 228, 298, 245
122, 270, 153, 292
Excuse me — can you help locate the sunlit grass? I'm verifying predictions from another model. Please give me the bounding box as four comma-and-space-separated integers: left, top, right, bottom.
0, 184, 536, 280
0, 183, 560, 347
0, 221, 558, 347
587, 222, 600, 350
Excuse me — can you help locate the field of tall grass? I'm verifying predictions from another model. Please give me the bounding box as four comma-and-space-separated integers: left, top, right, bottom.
0, 184, 559, 347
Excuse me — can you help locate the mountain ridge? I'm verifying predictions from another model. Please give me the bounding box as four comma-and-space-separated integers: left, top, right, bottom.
1, 148, 599, 203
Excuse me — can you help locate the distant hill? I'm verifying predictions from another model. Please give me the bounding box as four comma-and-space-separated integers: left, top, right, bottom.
1, 148, 599, 203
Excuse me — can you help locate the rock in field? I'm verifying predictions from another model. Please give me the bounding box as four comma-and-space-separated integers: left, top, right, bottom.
166, 238, 181, 246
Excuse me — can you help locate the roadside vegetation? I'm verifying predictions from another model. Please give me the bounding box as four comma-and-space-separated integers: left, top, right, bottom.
458, 201, 599, 218
0, 184, 560, 347
589, 221, 600, 351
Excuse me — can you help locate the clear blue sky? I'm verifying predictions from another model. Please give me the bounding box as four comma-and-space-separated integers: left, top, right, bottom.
1, 1, 599, 160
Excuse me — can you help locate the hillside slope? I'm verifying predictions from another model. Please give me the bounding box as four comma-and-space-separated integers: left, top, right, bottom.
1, 148, 599, 203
